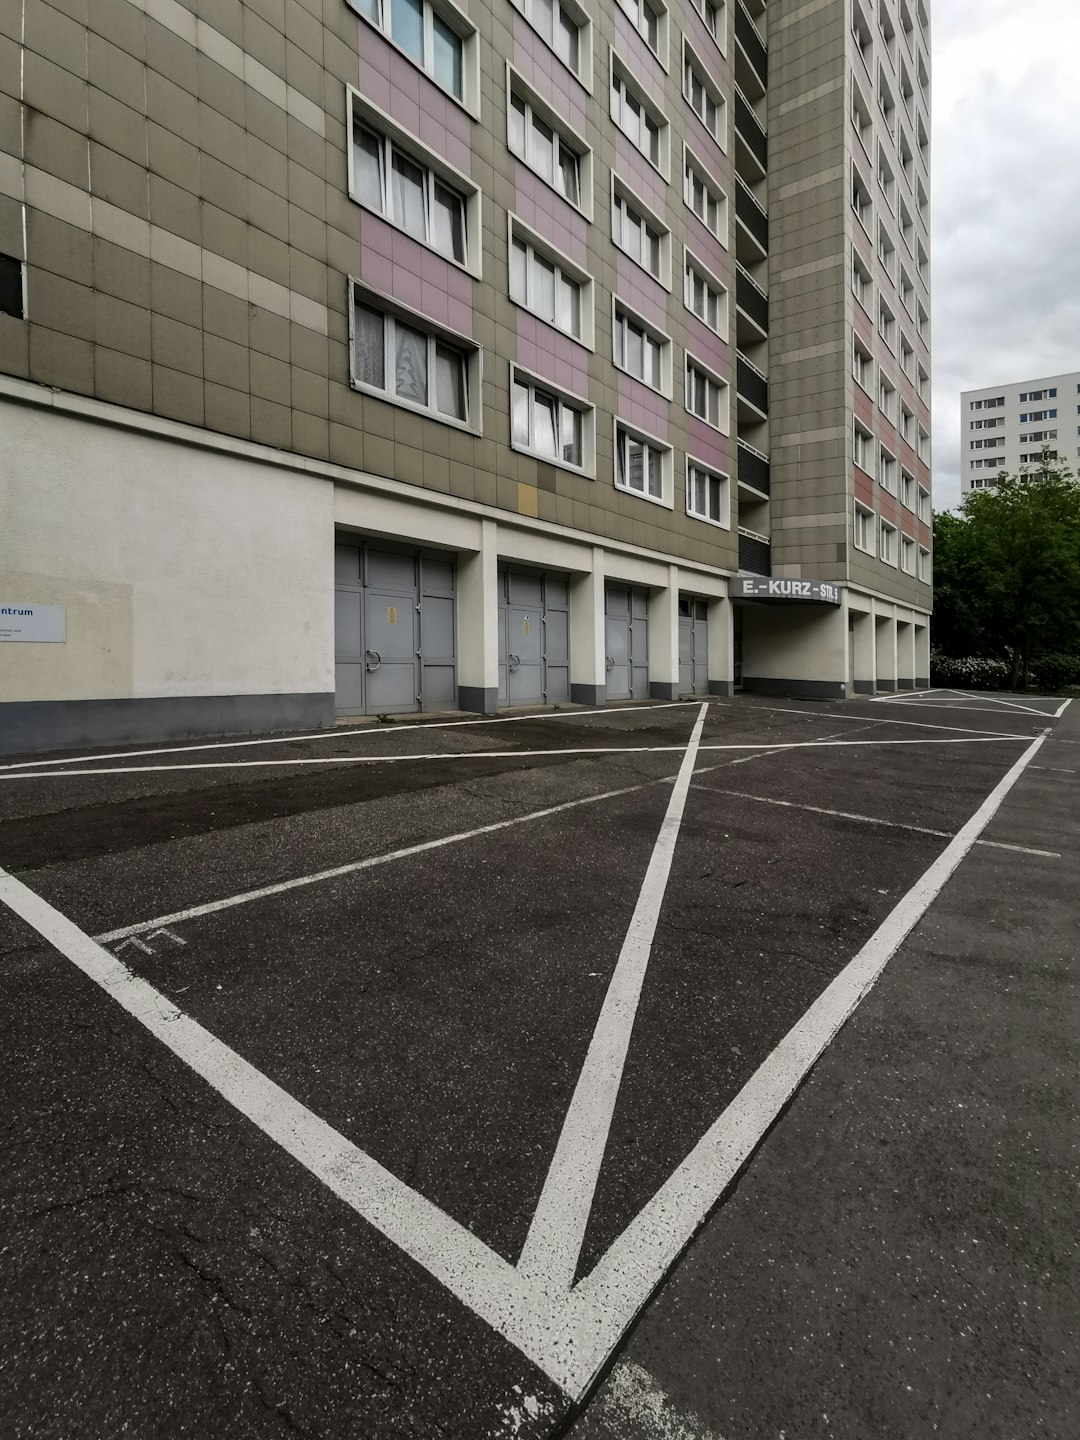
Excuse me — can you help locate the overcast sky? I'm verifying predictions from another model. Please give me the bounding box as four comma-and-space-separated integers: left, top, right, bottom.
932, 0, 1080, 509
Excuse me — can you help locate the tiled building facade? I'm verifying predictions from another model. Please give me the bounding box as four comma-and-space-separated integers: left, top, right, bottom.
961, 371, 1080, 495
0, 0, 932, 751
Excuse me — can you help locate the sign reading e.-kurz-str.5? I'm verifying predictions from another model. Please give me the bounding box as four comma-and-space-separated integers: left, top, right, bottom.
729, 578, 843, 605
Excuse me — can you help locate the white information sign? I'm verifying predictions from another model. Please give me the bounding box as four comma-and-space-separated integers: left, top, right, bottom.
0, 603, 67, 642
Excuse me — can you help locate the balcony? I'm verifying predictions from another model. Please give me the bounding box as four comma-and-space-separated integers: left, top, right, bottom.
738, 528, 772, 575
735, 178, 768, 256
737, 439, 770, 496
735, 0, 768, 86
737, 352, 768, 416
735, 264, 768, 335
734, 88, 767, 174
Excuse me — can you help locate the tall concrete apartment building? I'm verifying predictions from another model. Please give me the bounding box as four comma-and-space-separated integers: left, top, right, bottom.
0, 0, 932, 752
962, 370, 1080, 495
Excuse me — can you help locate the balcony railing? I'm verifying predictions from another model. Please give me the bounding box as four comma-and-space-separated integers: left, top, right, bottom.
737, 439, 770, 495
736, 264, 768, 333
734, 88, 767, 171
738, 528, 772, 575
735, 0, 768, 84
735, 178, 769, 252
737, 352, 768, 413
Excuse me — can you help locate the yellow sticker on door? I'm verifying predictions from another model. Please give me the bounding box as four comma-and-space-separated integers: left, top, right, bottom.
522, 616, 531, 636
387, 606, 397, 624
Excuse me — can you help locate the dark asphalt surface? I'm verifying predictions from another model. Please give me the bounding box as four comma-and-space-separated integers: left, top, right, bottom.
1, 691, 1076, 1439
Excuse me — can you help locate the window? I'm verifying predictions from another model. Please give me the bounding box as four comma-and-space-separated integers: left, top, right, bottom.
684, 254, 727, 335
350, 0, 472, 106
878, 298, 896, 350
1020, 387, 1056, 402
879, 375, 896, 422
880, 445, 897, 492
901, 469, 915, 508
878, 67, 895, 135
353, 293, 476, 427
612, 183, 668, 282
916, 299, 929, 340
852, 81, 872, 150
611, 63, 666, 171
852, 248, 872, 308
509, 226, 588, 343
917, 362, 929, 401
852, 0, 872, 67
686, 458, 729, 526
853, 502, 874, 552
510, 367, 591, 471
878, 221, 895, 277
900, 334, 914, 378
918, 485, 930, 521
1020, 409, 1056, 423
616, 0, 665, 58
898, 197, 914, 252
684, 45, 725, 147
616, 423, 669, 503
691, 0, 723, 46
613, 304, 668, 393
853, 334, 872, 390
901, 535, 916, 574
899, 401, 914, 441
879, 0, 896, 58
510, 0, 585, 78
853, 419, 873, 472
899, 267, 914, 314
852, 163, 872, 228
877, 145, 895, 209
880, 520, 897, 565
685, 356, 728, 430
509, 81, 586, 209
918, 545, 931, 581
352, 111, 475, 269
685, 152, 727, 238
0, 253, 23, 319
917, 424, 930, 461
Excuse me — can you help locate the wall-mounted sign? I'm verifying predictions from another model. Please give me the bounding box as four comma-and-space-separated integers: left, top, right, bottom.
730, 578, 842, 606
0, 603, 66, 642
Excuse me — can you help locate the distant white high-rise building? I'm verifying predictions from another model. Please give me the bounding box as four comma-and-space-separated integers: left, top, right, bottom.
961, 371, 1080, 495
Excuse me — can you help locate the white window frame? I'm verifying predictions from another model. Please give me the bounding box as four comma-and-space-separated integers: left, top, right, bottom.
684, 144, 727, 241
901, 535, 916, 575
852, 334, 873, 391
690, 0, 725, 55
683, 248, 728, 338
879, 444, 897, 493
901, 468, 916, 509
615, 0, 668, 65
350, 282, 482, 432
918, 484, 930, 521
347, 0, 480, 117
506, 65, 594, 218
918, 545, 931, 581
611, 175, 672, 288
612, 299, 672, 397
348, 90, 482, 278
853, 501, 874, 553
685, 454, 730, 528
682, 39, 726, 151
509, 0, 593, 89
509, 362, 595, 476
610, 54, 669, 177
879, 519, 898, 567
878, 297, 896, 351
851, 78, 872, 152
879, 374, 896, 422
507, 213, 595, 349
851, 161, 872, 230
853, 418, 873, 473
685, 352, 729, 433
614, 418, 673, 507
852, 247, 872, 310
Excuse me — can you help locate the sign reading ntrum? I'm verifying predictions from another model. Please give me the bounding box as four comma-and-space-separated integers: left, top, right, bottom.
729, 578, 842, 605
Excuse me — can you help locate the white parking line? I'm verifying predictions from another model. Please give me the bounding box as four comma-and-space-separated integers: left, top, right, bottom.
1054, 697, 1074, 719
0, 734, 1036, 782
0, 702, 700, 774
867, 701, 1061, 720
737, 701, 1034, 738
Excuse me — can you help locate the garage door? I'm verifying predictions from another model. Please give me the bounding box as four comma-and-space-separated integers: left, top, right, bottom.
605, 585, 649, 701
335, 542, 456, 716
679, 596, 709, 695
497, 569, 570, 707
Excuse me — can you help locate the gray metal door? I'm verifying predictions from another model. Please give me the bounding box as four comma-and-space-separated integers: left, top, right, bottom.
605, 585, 649, 700
334, 541, 456, 715
679, 597, 709, 694
498, 568, 571, 706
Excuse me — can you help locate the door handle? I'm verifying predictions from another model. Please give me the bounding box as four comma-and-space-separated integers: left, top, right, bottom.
508, 653, 521, 672
365, 649, 381, 672
605, 655, 615, 671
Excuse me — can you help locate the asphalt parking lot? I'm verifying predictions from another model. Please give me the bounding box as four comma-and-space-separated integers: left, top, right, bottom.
1, 689, 1077, 1439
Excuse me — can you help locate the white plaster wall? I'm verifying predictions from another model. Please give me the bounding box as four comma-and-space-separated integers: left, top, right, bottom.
741, 604, 846, 683
1, 402, 335, 702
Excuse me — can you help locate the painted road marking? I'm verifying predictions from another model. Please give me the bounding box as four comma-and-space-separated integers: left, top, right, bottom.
737, 701, 1039, 738
864, 701, 1064, 720
0, 734, 1036, 782
0, 702, 701, 774
518, 705, 709, 1291
1054, 698, 1074, 719
0, 727, 1054, 1399
1031, 765, 1077, 776
696, 787, 1061, 859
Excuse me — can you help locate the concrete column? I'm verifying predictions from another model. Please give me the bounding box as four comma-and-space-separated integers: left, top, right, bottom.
648, 564, 681, 699
874, 609, 898, 692
570, 546, 606, 705
456, 518, 499, 713
707, 594, 734, 696
851, 606, 875, 695
915, 622, 931, 688
897, 618, 916, 688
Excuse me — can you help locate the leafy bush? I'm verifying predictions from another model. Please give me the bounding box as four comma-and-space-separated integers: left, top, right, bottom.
929, 654, 1012, 689
1029, 653, 1080, 692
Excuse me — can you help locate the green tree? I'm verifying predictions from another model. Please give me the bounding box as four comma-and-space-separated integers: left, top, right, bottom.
934, 453, 1080, 686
